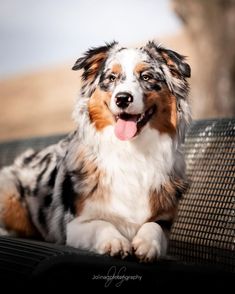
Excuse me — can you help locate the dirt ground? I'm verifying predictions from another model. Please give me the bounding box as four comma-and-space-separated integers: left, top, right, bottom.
0, 32, 195, 142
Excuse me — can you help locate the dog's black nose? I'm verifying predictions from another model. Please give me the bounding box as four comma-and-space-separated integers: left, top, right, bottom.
115, 92, 133, 109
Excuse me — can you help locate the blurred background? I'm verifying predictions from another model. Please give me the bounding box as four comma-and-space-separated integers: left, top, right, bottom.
0, 0, 234, 142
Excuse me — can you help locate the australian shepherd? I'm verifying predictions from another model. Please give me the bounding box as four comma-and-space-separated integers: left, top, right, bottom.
0, 41, 191, 262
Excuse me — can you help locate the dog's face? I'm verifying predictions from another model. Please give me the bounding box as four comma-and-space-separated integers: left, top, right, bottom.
73, 41, 190, 141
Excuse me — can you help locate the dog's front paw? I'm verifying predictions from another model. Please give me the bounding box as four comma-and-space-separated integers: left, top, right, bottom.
132, 222, 167, 263
97, 237, 131, 258
132, 236, 160, 263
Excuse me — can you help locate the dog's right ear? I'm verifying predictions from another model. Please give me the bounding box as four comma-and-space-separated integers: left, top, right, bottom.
72, 42, 118, 94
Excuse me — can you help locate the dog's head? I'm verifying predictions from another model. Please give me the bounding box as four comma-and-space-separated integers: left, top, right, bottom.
73, 41, 191, 141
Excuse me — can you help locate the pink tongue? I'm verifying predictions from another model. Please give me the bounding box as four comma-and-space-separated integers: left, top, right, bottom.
114, 118, 137, 141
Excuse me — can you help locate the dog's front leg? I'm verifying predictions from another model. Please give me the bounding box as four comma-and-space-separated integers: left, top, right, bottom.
66, 218, 131, 258
132, 222, 167, 262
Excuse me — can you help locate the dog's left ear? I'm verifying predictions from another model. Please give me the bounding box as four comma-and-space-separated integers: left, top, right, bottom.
144, 41, 191, 78
159, 48, 191, 78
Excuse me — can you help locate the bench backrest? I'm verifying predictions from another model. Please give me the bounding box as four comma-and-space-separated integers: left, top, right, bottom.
169, 118, 235, 273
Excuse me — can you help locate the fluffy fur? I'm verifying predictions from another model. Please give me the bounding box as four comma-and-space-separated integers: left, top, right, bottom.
0, 41, 191, 262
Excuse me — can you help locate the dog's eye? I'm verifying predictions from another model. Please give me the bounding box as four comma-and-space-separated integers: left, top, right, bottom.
108, 74, 117, 82
141, 74, 152, 81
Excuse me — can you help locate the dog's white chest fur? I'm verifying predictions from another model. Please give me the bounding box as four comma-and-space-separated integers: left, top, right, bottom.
83, 126, 175, 225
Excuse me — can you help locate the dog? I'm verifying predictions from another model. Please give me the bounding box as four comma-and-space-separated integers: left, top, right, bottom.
0, 41, 191, 262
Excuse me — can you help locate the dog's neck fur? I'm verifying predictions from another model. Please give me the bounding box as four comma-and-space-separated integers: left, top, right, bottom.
65, 101, 177, 236
71, 98, 177, 183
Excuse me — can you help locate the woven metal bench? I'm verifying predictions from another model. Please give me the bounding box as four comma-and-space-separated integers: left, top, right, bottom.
0, 118, 234, 290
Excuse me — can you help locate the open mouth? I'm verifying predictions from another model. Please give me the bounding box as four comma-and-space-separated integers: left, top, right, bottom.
114, 105, 157, 141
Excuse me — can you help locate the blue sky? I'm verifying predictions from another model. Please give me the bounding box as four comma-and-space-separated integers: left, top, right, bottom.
0, 0, 181, 78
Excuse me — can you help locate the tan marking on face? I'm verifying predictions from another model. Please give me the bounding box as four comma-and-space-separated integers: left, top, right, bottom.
145, 87, 177, 136
134, 63, 150, 75
3, 195, 38, 237
111, 63, 122, 75
88, 87, 114, 131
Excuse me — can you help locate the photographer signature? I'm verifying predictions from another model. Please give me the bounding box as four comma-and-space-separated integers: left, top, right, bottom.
92, 265, 142, 287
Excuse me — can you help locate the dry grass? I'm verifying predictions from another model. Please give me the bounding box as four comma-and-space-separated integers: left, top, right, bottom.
0, 64, 80, 141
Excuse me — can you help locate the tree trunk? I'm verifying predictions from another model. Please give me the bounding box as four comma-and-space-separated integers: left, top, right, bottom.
172, 0, 235, 118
